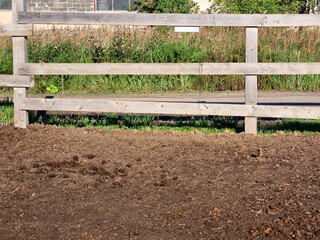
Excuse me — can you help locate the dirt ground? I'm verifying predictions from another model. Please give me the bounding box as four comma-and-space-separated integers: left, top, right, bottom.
0, 125, 319, 239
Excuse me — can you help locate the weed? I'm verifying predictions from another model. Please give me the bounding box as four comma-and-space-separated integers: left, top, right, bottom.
0, 98, 13, 126
1, 26, 320, 94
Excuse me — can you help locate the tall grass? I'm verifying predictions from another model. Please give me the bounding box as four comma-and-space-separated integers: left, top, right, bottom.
0, 99, 14, 126
1, 26, 320, 94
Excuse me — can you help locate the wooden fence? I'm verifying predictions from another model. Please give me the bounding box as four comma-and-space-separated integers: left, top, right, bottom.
2, 0, 320, 134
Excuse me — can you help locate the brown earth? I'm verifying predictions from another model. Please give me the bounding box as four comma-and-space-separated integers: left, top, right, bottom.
0, 125, 320, 240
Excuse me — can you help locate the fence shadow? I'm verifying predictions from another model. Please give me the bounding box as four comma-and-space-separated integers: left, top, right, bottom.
0, 98, 13, 107
1, 96, 320, 133
259, 119, 320, 133
30, 113, 243, 132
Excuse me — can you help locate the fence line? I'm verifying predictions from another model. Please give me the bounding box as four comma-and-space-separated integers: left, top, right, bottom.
0, 24, 33, 36
245, 27, 258, 134
20, 99, 320, 119
18, 12, 320, 27
17, 63, 320, 75
12, 0, 28, 129
0, 75, 34, 87
2, 1, 320, 134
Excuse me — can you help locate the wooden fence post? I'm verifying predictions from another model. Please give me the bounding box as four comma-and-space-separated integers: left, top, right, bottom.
12, 0, 28, 128
245, 27, 258, 134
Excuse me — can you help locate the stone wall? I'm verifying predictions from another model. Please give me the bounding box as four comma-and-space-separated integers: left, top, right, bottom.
26, 0, 95, 12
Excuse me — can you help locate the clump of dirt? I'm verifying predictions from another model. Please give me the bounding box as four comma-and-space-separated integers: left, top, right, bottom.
0, 125, 320, 239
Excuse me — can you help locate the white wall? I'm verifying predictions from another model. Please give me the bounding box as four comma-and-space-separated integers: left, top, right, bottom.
0, 11, 12, 24
194, 0, 211, 12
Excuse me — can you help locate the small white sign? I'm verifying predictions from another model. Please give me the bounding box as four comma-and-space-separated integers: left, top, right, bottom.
174, 26, 200, 33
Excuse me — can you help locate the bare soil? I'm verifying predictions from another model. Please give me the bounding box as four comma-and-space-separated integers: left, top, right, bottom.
0, 125, 319, 239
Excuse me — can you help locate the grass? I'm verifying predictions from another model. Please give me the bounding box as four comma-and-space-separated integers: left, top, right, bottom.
1, 100, 320, 134
0, 99, 14, 126
1, 26, 320, 94
32, 112, 241, 134
259, 118, 320, 135
1, 26, 320, 133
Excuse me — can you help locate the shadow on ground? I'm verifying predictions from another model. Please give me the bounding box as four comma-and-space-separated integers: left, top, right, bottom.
1, 99, 320, 133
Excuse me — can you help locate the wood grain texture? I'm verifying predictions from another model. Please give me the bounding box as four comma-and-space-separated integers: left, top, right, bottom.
18, 62, 320, 75
0, 24, 33, 36
245, 28, 258, 65
18, 12, 320, 27
0, 75, 34, 87
245, 27, 258, 134
13, 88, 28, 128
245, 76, 258, 134
12, 0, 28, 129
20, 98, 320, 119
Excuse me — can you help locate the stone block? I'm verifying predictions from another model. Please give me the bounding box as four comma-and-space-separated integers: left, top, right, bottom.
81, 2, 92, 8
28, 2, 36, 7
67, 7, 77, 11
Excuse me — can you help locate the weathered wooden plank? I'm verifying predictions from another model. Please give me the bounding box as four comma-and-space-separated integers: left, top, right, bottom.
13, 38, 27, 74
13, 0, 28, 129
18, 62, 320, 75
18, 12, 320, 27
13, 88, 28, 128
0, 75, 34, 87
20, 98, 320, 119
245, 27, 258, 134
0, 24, 33, 36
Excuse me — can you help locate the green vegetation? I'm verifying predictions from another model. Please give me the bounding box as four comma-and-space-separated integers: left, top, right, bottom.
133, 0, 199, 13
1, 100, 320, 134
1, 3, 320, 133
0, 99, 14, 126
0, 99, 239, 133
1, 26, 320, 95
259, 119, 320, 134
32, 113, 240, 133
209, 0, 306, 14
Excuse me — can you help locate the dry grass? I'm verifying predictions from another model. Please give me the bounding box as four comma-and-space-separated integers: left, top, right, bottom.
1, 26, 320, 93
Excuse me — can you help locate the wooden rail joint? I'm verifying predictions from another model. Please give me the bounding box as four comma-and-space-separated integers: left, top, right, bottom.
0, 75, 34, 88
0, 24, 33, 37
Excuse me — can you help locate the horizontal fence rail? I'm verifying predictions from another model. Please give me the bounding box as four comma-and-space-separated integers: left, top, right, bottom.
18, 12, 320, 27
0, 75, 34, 87
18, 63, 320, 75
21, 98, 320, 119
6, 5, 320, 133
0, 24, 33, 36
